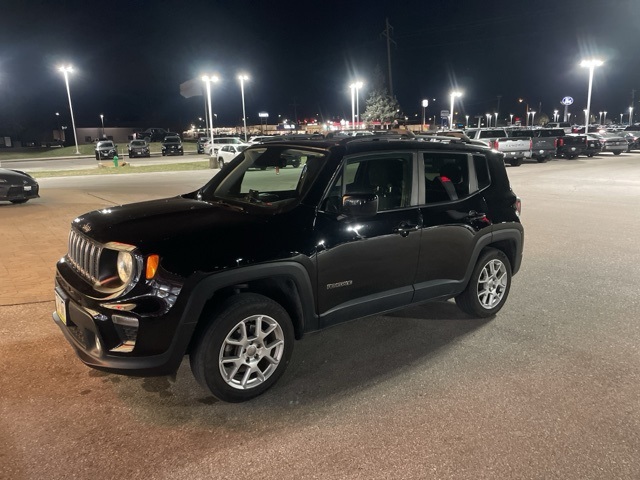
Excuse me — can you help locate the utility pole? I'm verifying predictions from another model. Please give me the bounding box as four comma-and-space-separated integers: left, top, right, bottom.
380, 18, 396, 97
290, 98, 299, 127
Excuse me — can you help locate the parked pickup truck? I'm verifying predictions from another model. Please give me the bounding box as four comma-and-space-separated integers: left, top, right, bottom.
556, 134, 587, 159
465, 128, 531, 166
508, 128, 563, 163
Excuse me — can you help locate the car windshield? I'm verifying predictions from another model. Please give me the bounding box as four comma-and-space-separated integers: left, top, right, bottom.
200, 145, 328, 210
164, 137, 180, 143
98, 141, 114, 147
131, 140, 146, 146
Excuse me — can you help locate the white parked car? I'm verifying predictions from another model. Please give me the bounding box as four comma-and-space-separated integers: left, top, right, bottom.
204, 137, 244, 156
216, 144, 249, 167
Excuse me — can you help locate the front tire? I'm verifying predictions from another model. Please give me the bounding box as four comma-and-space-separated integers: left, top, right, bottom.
613, 151, 622, 155
10, 199, 28, 204
218, 157, 225, 168
190, 293, 294, 402
455, 248, 512, 318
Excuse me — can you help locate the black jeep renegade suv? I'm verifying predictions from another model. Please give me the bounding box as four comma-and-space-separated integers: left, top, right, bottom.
53, 137, 524, 402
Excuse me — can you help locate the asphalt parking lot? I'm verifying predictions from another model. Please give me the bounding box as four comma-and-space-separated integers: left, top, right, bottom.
1, 154, 639, 479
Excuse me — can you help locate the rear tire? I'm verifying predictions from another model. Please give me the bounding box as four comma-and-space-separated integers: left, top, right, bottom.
10, 199, 28, 204
613, 151, 622, 155
455, 248, 512, 318
509, 158, 523, 167
190, 293, 294, 402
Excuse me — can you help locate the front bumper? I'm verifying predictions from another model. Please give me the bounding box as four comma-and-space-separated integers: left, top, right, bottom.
53, 261, 194, 376
129, 150, 150, 157
0, 183, 39, 201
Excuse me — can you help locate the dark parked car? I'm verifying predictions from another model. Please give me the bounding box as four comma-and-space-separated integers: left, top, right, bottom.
197, 136, 210, 154
135, 128, 169, 142
584, 135, 603, 157
0, 168, 40, 204
161, 136, 183, 156
590, 133, 628, 155
622, 125, 640, 151
128, 140, 150, 158
53, 138, 524, 402
95, 140, 118, 160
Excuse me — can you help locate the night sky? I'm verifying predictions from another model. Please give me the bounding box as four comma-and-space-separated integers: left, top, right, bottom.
1, 0, 639, 136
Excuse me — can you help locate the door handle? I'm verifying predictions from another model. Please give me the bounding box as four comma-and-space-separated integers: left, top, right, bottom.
393, 222, 420, 237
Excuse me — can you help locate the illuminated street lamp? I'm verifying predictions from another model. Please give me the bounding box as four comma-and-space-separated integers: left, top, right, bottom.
58, 65, 79, 154
202, 74, 219, 163
603, 111, 607, 125
100, 114, 104, 138
421, 99, 428, 132
580, 58, 603, 130
509, 113, 513, 125
485, 113, 491, 128
630, 106, 634, 126
598, 111, 603, 124
465, 115, 469, 128
449, 91, 462, 128
349, 81, 363, 129
620, 113, 624, 124
530, 111, 536, 126
238, 74, 249, 142
553, 110, 559, 122
583, 109, 589, 128
494, 112, 499, 127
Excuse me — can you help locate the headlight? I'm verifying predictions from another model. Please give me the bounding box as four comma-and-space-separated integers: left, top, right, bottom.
117, 251, 134, 284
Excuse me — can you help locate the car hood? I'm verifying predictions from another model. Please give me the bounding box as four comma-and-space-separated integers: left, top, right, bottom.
0, 169, 37, 184
71, 196, 313, 276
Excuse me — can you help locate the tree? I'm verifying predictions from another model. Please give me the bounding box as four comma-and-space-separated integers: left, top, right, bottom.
363, 65, 401, 125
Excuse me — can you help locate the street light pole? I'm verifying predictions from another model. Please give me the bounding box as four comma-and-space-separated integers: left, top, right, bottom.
354, 81, 363, 129
509, 113, 513, 125
554, 110, 559, 122
494, 112, 499, 127
202, 75, 219, 165
486, 113, 491, 128
238, 74, 249, 142
530, 111, 536, 126
580, 58, 603, 131
58, 65, 80, 154
349, 83, 356, 129
421, 99, 428, 132
449, 91, 462, 129
100, 114, 104, 138
630, 106, 634, 126
519, 98, 529, 127
465, 115, 469, 128
603, 111, 607, 125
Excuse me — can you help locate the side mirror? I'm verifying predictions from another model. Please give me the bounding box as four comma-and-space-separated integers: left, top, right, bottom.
342, 194, 378, 217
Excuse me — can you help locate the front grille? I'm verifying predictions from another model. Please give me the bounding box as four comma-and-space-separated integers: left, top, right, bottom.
67, 230, 103, 285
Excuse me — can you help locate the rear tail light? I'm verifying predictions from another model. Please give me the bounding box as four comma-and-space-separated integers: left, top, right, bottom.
529, 139, 533, 149
554, 138, 558, 148
558, 138, 564, 147
492, 140, 499, 150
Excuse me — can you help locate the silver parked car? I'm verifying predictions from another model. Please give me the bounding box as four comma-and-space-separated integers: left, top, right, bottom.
589, 133, 627, 155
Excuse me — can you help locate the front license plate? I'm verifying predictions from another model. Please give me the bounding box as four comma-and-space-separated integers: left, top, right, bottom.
55, 291, 67, 325
571, 147, 576, 151
24, 185, 32, 191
